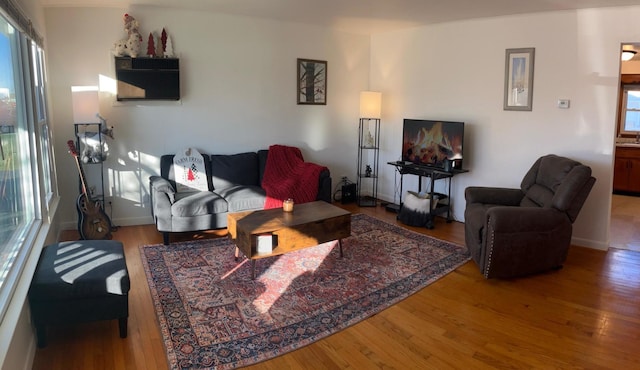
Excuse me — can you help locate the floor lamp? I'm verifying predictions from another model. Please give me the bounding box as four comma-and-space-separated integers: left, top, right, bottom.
357, 91, 381, 207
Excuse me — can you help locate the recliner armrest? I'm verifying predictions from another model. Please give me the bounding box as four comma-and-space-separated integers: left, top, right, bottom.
482, 206, 573, 279
465, 186, 523, 206
487, 206, 570, 233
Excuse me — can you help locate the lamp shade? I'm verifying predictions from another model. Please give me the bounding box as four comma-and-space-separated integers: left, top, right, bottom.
359, 91, 382, 119
71, 86, 100, 123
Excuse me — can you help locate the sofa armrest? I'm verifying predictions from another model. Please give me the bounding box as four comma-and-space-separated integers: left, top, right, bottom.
465, 186, 523, 206
317, 169, 332, 202
150, 176, 175, 203
149, 176, 175, 231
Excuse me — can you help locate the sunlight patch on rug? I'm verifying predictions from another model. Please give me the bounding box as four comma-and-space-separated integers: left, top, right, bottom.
140, 213, 470, 369
251, 242, 333, 313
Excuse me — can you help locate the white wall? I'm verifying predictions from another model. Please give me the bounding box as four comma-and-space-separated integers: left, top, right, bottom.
370, 8, 640, 250
45, 5, 640, 248
45, 5, 371, 229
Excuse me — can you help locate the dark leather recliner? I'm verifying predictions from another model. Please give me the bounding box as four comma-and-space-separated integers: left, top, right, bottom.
464, 154, 596, 279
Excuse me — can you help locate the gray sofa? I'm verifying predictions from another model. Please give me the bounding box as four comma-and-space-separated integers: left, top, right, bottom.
149, 149, 331, 244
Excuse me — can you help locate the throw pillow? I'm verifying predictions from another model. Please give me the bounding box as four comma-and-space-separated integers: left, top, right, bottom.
173, 148, 208, 193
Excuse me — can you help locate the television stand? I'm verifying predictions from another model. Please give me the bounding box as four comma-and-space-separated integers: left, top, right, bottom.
387, 162, 468, 228
385, 203, 400, 213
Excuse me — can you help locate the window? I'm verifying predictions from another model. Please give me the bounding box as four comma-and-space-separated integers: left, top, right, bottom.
32, 43, 57, 207
620, 85, 640, 134
0, 12, 55, 322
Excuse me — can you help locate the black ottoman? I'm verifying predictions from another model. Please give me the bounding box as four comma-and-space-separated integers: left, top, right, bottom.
28, 240, 130, 348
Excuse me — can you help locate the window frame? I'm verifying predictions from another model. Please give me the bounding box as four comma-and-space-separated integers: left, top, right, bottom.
619, 84, 640, 135
0, 13, 57, 324
31, 43, 57, 213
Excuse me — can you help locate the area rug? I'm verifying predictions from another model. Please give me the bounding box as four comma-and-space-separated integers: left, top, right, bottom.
140, 213, 470, 369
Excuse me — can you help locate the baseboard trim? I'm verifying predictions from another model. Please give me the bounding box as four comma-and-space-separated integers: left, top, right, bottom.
60, 216, 154, 231
571, 236, 608, 251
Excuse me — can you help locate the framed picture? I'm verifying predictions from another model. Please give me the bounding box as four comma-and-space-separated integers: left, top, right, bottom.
297, 58, 327, 105
503, 48, 535, 111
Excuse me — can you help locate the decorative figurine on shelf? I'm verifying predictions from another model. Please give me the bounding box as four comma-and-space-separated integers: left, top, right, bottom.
365, 130, 375, 147
147, 33, 155, 57
365, 165, 372, 177
165, 35, 174, 57
160, 28, 168, 56
113, 40, 126, 57
113, 13, 143, 57
124, 14, 143, 57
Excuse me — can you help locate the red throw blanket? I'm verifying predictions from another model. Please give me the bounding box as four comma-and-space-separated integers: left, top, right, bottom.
262, 145, 327, 209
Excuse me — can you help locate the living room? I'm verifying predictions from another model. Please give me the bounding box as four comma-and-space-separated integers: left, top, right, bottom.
41, 3, 626, 251
2, 0, 640, 369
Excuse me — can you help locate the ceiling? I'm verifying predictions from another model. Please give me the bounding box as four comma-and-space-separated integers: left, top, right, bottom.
41, 0, 640, 34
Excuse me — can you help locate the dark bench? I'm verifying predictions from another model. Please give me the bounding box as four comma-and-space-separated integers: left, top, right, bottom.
28, 240, 130, 347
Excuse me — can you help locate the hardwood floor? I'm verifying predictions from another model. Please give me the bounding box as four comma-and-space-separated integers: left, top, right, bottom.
32, 203, 640, 369
610, 194, 640, 251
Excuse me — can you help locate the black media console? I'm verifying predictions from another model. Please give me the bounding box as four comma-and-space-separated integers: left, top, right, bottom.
386, 161, 468, 229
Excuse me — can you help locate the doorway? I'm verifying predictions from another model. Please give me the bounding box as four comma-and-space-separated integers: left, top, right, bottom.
611, 43, 640, 251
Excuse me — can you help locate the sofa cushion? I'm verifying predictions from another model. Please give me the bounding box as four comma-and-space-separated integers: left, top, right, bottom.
172, 191, 227, 217
216, 185, 266, 212
211, 152, 259, 190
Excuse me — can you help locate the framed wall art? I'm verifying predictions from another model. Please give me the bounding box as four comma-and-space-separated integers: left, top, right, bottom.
297, 58, 327, 105
503, 48, 535, 111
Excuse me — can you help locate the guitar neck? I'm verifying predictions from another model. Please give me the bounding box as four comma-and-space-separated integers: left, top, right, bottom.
67, 139, 99, 201
74, 156, 90, 198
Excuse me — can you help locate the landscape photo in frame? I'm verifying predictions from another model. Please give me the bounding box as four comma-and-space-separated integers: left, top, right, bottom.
503, 48, 535, 111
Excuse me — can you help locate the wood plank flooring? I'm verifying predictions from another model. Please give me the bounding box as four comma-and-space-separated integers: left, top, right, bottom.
610, 194, 640, 251
32, 203, 640, 369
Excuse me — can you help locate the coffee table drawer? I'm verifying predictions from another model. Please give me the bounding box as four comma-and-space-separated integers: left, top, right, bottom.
268, 213, 351, 256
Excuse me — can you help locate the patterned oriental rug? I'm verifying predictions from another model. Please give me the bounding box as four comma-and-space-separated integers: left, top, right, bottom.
140, 214, 470, 369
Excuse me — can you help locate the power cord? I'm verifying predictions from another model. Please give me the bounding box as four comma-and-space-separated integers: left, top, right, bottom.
107, 200, 120, 232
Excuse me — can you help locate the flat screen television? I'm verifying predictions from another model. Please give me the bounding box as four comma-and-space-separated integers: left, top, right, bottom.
401, 119, 464, 169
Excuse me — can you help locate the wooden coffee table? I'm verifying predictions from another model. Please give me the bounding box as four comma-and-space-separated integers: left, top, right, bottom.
227, 201, 352, 279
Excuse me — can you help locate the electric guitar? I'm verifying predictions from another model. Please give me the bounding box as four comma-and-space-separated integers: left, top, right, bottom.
67, 140, 112, 240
